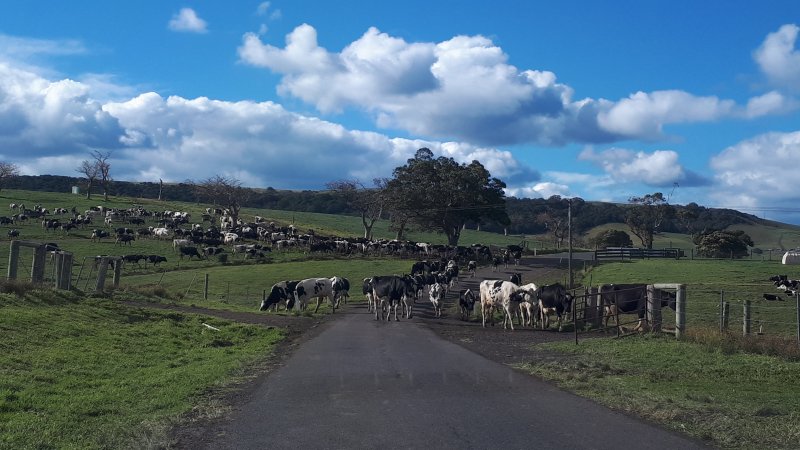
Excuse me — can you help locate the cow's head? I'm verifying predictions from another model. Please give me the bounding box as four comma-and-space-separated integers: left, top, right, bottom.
260, 286, 286, 311
660, 290, 677, 310
563, 293, 574, 314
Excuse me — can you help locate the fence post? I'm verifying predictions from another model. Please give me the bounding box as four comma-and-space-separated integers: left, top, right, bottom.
722, 302, 729, 331
204, 273, 209, 300
646, 285, 662, 332
719, 291, 725, 332
675, 284, 686, 339
95, 258, 109, 293
796, 293, 799, 345
743, 300, 751, 336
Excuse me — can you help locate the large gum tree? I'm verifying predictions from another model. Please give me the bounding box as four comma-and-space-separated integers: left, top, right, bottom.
384, 148, 509, 246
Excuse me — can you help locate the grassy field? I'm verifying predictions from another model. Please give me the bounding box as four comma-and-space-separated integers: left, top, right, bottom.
581, 258, 800, 337
4, 188, 800, 448
0, 288, 283, 449
121, 257, 413, 312
518, 334, 800, 449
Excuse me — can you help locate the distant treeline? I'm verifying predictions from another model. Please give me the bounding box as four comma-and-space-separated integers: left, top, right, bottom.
7, 175, 763, 234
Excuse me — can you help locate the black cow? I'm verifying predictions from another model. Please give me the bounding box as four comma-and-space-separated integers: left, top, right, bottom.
122, 254, 145, 266
147, 254, 167, 266
115, 234, 135, 246
599, 283, 676, 331
509, 273, 522, 285
178, 246, 203, 260
411, 260, 430, 275
7, 229, 19, 238
537, 283, 573, 331
459, 288, 477, 320
260, 280, 300, 311
370, 275, 410, 321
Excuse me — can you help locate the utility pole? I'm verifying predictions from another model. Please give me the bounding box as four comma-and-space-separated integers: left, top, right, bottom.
568, 198, 573, 289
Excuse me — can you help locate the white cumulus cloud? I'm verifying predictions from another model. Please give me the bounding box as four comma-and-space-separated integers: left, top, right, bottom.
578, 147, 705, 187
709, 131, 800, 208
168, 8, 208, 33
238, 24, 792, 147
754, 24, 800, 91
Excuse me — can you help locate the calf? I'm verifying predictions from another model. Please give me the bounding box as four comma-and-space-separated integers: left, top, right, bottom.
537, 283, 573, 332
363, 278, 375, 312
459, 288, 476, 320
517, 283, 538, 327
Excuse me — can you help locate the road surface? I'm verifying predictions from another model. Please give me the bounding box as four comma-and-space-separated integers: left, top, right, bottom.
192, 309, 707, 449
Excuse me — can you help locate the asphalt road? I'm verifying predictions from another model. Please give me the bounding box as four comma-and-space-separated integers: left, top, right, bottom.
195, 309, 707, 450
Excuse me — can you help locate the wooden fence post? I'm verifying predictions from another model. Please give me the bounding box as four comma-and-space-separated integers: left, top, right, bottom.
646, 285, 662, 332
795, 293, 799, 345
743, 300, 751, 336
722, 302, 729, 331
675, 284, 686, 339
204, 273, 209, 300
719, 291, 725, 332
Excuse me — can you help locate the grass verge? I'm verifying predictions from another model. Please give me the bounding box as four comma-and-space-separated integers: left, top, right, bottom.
516, 333, 800, 449
0, 289, 283, 449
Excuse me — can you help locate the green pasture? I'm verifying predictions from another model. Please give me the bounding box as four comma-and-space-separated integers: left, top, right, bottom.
0, 290, 282, 449
121, 257, 413, 312
518, 334, 800, 449
582, 258, 800, 338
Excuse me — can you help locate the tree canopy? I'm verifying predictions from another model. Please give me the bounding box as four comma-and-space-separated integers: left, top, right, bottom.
626, 192, 674, 249
693, 229, 754, 258
384, 148, 509, 245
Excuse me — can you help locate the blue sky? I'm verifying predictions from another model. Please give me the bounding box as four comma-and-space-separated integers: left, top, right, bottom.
1, 1, 800, 222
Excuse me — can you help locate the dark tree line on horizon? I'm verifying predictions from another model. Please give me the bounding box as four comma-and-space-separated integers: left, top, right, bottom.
3, 169, 763, 244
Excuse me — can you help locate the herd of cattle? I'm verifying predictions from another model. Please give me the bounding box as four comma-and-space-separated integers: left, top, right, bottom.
8, 202, 678, 331
764, 275, 800, 300
258, 258, 678, 333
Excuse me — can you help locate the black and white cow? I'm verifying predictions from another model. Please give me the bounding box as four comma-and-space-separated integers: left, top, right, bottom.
363, 278, 375, 312
537, 283, 573, 331
598, 283, 676, 331
459, 288, 476, 320
479, 280, 523, 330
467, 260, 477, 277
294, 277, 336, 313
429, 282, 446, 318
330, 276, 350, 307
370, 275, 410, 321
260, 280, 300, 311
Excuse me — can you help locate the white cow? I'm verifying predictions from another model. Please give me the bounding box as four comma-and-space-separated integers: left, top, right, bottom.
517, 283, 539, 327
429, 282, 446, 318
479, 280, 524, 330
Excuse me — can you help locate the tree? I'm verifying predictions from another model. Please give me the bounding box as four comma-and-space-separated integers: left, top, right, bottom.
191, 175, 251, 227
625, 192, 674, 249
77, 160, 100, 200
93, 150, 112, 201
694, 229, 754, 258
383, 148, 509, 246
327, 179, 384, 240
591, 229, 633, 248
0, 162, 20, 193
